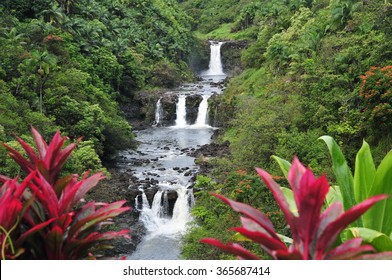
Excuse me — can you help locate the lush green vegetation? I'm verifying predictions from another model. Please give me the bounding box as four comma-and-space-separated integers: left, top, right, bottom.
1, 0, 392, 260
180, 0, 392, 259
0, 0, 196, 176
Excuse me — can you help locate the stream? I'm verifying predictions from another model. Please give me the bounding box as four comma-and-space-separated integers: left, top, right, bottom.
118, 41, 226, 260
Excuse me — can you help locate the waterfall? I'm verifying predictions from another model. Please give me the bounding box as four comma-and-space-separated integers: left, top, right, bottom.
154, 98, 163, 126
162, 191, 169, 218
127, 38, 227, 260
194, 95, 210, 127
137, 187, 194, 237
203, 41, 225, 76
175, 95, 187, 127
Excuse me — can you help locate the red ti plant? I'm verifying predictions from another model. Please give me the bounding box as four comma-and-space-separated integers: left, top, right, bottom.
201, 157, 392, 259
0, 128, 130, 259
0, 177, 29, 259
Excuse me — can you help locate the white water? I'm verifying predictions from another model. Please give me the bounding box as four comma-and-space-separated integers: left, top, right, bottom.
129, 185, 194, 260
126, 41, 226, 260
194, 95, 210, 127
138, 186, 193, 237
202, 41, 225, 77
175, 95, 187, 127
154, 98, 163, 126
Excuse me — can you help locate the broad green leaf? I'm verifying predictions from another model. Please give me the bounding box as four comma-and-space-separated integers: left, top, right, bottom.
233, 232, 252, 242
354, 140, 376, 203
281, 187, 297, 215
364, 149, 392, 235
277, 234, 292, 245
319, 136, 357, 216
325, 185, 342, 207
271, 155, 291, 180
344, 227, 392, 252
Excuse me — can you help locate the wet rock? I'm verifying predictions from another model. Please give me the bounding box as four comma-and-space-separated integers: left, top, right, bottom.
185, 94, 203, 124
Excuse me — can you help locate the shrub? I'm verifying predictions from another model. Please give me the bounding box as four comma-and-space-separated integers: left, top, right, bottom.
359, 66, 392, 136
0, 127, 130, 259
201, 157, 392, 259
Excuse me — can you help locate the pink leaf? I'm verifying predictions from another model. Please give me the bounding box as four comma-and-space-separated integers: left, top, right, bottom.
16, 136, 39, 163
256, 167, 296, 239
317, 194, 388, 253
211, 193, 278, 239
200, 238, 261, 260
288, 157, 306, 198
326, 238, 374, 260
231, 227, 286, 252
296, 171, 330, 255
32, 127, 48, 159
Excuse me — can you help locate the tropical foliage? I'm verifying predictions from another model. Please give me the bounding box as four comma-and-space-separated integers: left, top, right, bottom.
0, 0, 196, 171
201, 158, 392, 260
319, 136, 392, 252
0, 128, 130, 259
181, 0, 392, 260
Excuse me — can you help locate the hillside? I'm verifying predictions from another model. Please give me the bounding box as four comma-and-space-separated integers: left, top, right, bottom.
178, 0, 392, 259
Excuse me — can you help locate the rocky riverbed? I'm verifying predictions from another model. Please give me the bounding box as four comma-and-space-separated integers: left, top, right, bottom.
88, 138, 230, 259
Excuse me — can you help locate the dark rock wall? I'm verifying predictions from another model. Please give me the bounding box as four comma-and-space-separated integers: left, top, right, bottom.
185, 94, 203, 124
221, 40, 248, 76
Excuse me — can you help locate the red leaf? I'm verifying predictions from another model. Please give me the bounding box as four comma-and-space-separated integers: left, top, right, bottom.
354, 252, 392, 260
53, 174, 75, 198
288, 157, 306, 198
317, 194, 388, 253
256, 167, 296, 238
200, 238, 261, 260
32, 172, 59, 218
326, 238, 374, 260
231, 227, 286, 252
16, 136, 39, 164
0, 175, 11, 183
272, 249, 303, 260
44, 130, 64, 169
68, 201, 130, 239
296, 171, 330, 256
3, 143, 33, 174
45, 226, 64, 259
71, 172, 104, 207
52, 141, 80, 176
15, 217, 57, 247
32, 127, 48, 159
211, 193, 279, 239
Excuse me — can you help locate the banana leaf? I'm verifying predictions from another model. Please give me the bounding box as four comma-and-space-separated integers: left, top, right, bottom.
319, 136, 359, 226
364, 149, 392, 235
343, 227, 392, 252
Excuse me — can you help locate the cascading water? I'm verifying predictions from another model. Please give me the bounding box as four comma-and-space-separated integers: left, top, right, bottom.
175, 95, 187, 127
129, 185, 194, 260
202, 41, 225, 77
123, 41, 226, 260
194, 95, 210, 127
154, 98, 163, 126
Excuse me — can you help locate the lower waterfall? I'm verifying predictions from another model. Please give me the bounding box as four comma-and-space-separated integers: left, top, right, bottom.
138, 187, 194, 237
194, 95, 210, 127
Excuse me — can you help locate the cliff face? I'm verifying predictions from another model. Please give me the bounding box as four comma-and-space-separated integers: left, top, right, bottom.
121, 40, 247, 129
220, 40, 248, 77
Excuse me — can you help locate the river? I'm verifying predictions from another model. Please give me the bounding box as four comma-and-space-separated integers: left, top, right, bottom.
118, 41, 226, 260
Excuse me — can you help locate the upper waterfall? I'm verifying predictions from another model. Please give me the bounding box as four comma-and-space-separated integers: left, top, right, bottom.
202, 41, 225, 77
